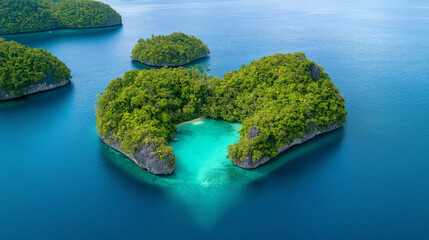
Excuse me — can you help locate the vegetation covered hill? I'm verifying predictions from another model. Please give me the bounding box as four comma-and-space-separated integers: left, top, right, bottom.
0, 38, 71, 99
96, 66, 212, 164
210, 53, 347, 162
0, 0, 122, 35
131, 32, 210, 67
96, 53, 347, 171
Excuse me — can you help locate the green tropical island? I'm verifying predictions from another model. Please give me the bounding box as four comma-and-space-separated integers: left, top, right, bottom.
131, 32, 210, 67
0, 38, 71, 100
96, 53, 347, 174
0, 0, 122, 35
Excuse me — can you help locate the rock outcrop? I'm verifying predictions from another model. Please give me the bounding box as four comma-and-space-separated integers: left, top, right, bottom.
233, 123, 342, 169
309, 64, 321, 81
100, 133, 175, 175
0, 73, 70, 101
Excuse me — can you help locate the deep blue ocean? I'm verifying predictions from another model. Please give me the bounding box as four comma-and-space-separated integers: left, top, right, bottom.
1, 0, 428, 239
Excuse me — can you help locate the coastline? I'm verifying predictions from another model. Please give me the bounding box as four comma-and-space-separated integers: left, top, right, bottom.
133, 54, 209, 67
99, 117, 208, 175
100, 118, 342, 174
99, 133, 175, 175
0, 23, 122, 36
233, 123, 343, 169
0, 78, 71, 101
99, 117, 220, 175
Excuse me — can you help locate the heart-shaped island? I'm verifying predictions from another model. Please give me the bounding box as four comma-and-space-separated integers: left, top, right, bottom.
96, 53, 347, 175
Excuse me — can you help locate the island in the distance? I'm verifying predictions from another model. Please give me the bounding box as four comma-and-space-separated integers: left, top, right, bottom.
131, 32, 210, 67
96, 53, 347, 175
0, 38, 71, 100
0, 0, 122, 35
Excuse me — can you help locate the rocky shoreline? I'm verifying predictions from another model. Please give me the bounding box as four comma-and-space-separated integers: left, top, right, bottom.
99, 117, 205, 175
133, 54, 209, 67
100, 119, 342, 175
99, 133, 175, 175
233, 123, 343, 169
0, 77, 70, 101
0, 23, 123, 36
99, 117, 343, 175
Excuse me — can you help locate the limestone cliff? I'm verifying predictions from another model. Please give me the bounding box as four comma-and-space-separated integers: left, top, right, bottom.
233, 123, 342, 169
0, 72, 70, 101
100, 133, 175, 175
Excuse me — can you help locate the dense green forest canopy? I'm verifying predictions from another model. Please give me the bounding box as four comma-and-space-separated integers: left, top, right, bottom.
96, 53, 347, 166
0, 0, 122, 34
0, 38, 71, 96
131, 32, 210, 67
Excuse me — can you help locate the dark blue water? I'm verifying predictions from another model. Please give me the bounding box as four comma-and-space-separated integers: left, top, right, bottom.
1, 0, 429, 239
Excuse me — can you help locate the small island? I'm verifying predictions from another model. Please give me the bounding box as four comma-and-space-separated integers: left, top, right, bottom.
96, 53, 347, 175
131, 32, 210, 67
0, 38, 71, 100
0, 0, 122, 35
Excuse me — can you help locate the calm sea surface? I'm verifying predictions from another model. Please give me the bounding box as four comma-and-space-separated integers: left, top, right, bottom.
1, 0, 428, 239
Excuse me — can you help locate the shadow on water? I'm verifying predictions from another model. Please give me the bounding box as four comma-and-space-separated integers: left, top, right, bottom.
98, 138, 167, 198
189, 55, 210, 67
247, 128, 346, 189
131, 56, 211, 71
131, 60, 157, 70
1, 25, 122, 45
0, 82, 74, 111
98, 119, 345, 229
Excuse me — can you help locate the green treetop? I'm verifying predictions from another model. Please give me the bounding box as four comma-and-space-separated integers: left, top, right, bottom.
131, 32, 210, 67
